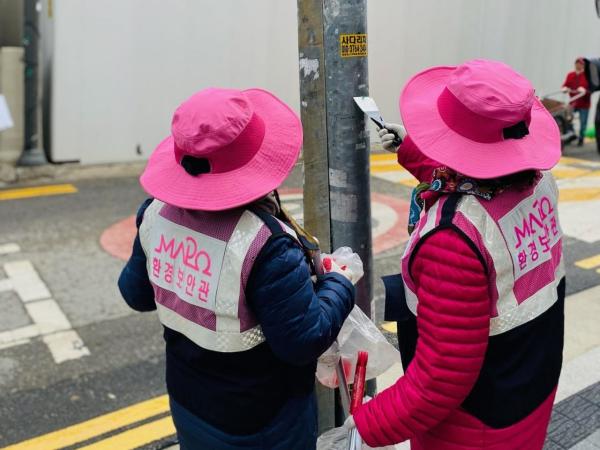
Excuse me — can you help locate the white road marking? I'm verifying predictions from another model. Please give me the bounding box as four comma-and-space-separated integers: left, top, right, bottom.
4, 260, 52, 302
0, 250, 90, 363
0, 324, 39, 347
25, 299, 72, 335
558, 201, 600, 243
43, 330, 90, 364
0, 243, 20, 255
371, 202, 397, 237
0, 278, 13, 292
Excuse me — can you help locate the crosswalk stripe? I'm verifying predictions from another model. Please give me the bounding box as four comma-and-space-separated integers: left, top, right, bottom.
557, 156, 600, 168
551, 168, 590, 179
0, 395, 170, 450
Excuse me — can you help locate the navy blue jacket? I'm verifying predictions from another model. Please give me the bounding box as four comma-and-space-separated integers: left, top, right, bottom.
118, 200, 355, 441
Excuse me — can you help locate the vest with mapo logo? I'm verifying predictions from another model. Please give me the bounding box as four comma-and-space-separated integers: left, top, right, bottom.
394, 172, 565, 428
139, 200, 298, 353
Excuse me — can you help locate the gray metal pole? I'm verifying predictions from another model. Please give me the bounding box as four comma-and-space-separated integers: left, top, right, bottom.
19, 0, 47, 166
297, 0, 372, 433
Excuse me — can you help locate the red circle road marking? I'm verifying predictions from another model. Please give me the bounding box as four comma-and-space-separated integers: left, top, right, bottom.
100, 193, 409, 260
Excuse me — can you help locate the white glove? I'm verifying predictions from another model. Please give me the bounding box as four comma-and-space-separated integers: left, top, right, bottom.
576, 86, 586, 93
561, 86, 570, 93
378, 123, 407, 153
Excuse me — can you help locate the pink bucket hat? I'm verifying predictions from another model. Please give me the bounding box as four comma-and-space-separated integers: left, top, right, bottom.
400, 59, 561, 179
140, 88, 302, 211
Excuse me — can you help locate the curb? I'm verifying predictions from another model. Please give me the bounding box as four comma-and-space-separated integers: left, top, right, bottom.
0, 161, 146, 188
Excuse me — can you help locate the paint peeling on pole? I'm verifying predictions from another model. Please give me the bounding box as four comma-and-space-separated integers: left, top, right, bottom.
299, 57, 320, 80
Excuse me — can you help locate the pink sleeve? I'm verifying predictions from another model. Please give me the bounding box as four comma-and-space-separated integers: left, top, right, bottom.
353, 228, 491, 447
396, 135, 439, 183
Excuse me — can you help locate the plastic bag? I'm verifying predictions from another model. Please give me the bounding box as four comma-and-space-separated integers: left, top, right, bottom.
317, 305, 400, 389
316, 426, 404, 450
321, 247, 364, 283
329, 247, 364, 279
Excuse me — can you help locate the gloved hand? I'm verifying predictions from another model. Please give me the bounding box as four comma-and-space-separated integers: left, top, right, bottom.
561, 86, 570, 93
321, 247, 364, 285
576, 86, 586, 93
378, 123, 407, 153
322, 255, 362, 285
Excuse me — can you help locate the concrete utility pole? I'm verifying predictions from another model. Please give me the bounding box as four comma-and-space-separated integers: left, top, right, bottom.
297, 0, 372, 432
19, 0, 47, 166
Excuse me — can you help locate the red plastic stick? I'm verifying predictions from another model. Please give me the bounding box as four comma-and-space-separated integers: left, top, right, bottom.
350, 351, 368, 414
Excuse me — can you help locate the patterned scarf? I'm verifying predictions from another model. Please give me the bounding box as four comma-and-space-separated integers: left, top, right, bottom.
408, 167, 502, 234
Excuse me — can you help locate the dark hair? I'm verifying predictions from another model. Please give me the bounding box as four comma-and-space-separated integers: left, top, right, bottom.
488, 170, 540, 190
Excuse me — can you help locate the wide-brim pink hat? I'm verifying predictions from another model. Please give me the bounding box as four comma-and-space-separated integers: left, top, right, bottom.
140, 88, 302, 211
400, 59, 561, 179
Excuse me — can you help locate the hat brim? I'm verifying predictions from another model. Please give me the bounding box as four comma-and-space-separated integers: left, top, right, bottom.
400, 66, 561, 179
140, 89, 302, 211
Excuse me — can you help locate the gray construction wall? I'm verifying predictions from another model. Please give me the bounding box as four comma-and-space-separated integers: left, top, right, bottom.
43, 0, 600, 164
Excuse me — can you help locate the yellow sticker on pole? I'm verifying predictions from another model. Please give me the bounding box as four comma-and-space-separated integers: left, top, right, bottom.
340, 34, 367, 58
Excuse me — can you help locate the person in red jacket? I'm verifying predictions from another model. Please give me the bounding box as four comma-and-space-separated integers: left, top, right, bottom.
344, 59, 565, 450
562, 57, 591, 146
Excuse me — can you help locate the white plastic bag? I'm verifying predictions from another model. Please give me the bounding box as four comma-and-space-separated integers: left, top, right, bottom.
316, 426, 403, 450
320, 247, 365, 285
317, 305, 400, 389
329, 247, 364, 279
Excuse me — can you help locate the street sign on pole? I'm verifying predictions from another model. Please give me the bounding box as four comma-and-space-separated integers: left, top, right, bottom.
297, 0, 373, 433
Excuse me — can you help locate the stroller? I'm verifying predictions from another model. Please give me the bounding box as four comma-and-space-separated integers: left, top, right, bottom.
540, 90, 586, 148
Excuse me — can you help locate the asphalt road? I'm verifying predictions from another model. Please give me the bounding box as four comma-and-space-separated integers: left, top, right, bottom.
0, 145, 599, 449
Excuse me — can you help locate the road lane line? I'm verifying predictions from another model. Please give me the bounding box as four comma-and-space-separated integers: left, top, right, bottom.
77, 416, 176, 450
371, 163, 407, 173
0, 184, 77, 201
575, 254, 600, 270
551, 167, 590, 179
381, 322, 397, 333
0, 395, 170, 450
0, 243, 20, 255
559, 187, 600, 202
558, 156, 600, 167
370, 153, 398, 162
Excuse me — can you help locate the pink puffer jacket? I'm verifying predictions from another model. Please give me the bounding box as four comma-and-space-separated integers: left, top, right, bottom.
353, 138, 557, 449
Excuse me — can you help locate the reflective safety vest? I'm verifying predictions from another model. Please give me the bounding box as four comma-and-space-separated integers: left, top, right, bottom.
139, 200, 298, 353
393, 172, 565, 428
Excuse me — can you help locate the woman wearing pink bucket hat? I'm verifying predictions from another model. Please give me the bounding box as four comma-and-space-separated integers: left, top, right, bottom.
346, 60, 565, 450
118, 88, 362, 449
